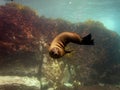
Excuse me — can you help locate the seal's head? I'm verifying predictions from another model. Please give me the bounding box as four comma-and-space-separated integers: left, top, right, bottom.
49, 47, 65, 59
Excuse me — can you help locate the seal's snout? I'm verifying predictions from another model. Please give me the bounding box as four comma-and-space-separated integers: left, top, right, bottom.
52, 48, 59, 55
49, 47, 61, 58
51, 50, 58, 56
54, 53, 58, 56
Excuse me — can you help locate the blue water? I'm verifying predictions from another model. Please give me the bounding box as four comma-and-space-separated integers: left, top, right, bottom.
1, 0, 120, 34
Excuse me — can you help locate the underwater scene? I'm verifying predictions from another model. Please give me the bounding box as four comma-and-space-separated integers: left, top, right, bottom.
0, 0, 120, 90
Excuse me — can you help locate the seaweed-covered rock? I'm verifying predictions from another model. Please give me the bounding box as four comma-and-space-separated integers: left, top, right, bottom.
0, 3, 41, 55
0, 2, 43, 76
41, 19, 120, 86
0, 3, 43, 90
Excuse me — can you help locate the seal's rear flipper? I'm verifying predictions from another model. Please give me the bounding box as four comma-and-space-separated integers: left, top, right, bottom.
81, 34, 94, 45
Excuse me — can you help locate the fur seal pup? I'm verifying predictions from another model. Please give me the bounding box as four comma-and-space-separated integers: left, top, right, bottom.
49, 32, 94, 58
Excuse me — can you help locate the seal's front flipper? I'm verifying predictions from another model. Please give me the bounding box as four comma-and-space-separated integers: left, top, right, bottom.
81, 34, 94, 45
65, 50, 73, 54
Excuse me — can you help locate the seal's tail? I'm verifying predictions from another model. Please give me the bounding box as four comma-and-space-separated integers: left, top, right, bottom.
81, 34, 94, 45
